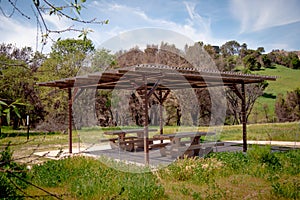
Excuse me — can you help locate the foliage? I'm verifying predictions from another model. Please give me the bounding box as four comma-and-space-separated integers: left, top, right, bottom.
0, 44, 45, 129
220, 40, 241, 57
0, 142, 29, 199
243, 51, 262, 70
2, 38, 300, 131
275, 88, 300, 122
37, 39, 95, 131
267, 50, 300, 69
0, 99, 27, 135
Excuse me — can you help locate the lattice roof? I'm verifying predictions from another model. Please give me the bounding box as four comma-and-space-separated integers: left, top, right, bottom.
37, 64, 277, 90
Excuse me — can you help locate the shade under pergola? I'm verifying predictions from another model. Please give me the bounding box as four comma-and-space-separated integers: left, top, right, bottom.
37, 64, 277, 164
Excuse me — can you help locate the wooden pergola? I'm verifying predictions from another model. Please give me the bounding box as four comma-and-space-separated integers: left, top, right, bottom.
37, 64, 277, 164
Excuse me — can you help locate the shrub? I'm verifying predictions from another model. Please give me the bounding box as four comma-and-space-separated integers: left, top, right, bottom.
207, 151, 248, 172
0, 142, 28, 199
275, 88, 300, 122
247, 145, 281, 169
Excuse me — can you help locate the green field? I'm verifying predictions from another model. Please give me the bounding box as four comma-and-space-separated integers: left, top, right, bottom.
250, 65, 300, 123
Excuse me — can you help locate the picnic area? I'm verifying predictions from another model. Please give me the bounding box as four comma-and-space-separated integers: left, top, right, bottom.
36, 64, 279, 166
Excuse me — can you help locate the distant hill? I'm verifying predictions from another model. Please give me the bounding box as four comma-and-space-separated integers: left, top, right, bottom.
249, 64, 300, 123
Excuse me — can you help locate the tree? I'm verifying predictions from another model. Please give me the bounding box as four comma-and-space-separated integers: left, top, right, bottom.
0, 44, 44, 128
239, 43, 248, 58
275, 88, 300, 122
288, 52, 300, 69
39, 38, 95, 80
204, 44, 218, 59
226, 82, 268, 124
220, 40, 241, 57
242, 50, 262, 70
36, 39, 95, 131
90, 49, 117, 72
257, 47, 265, 53
267, 50, 300, 69
261, 54, 272, 68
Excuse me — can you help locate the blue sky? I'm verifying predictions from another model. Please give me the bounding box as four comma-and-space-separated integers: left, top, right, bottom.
0, 0, 300, 53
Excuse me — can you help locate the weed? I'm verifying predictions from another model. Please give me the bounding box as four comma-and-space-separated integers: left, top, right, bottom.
0, 142, 29, 199
30, 156, 164, 199
272, 178, 300, 199
248, 145, 281, 170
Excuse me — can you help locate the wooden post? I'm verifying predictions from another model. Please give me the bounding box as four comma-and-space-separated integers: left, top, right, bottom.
241, 82, 247, 152
159, 90, 163, 137
68, 88, 73, 154
154, 90, 170, 143
143, 76, 149, 165
26, 115, 30, 141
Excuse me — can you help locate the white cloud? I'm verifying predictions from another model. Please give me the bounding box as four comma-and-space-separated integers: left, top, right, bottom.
0, 14, 83, 53
230, 0, 300, 33
42, 14, 73, 31
100, 28, 195, 53
0, 16, 36, 49
89, 1, 225, 48
0, 1, 228, 54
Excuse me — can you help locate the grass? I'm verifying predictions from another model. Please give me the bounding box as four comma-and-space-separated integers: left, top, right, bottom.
219, 122, 300, 141
0, 122, 299, 165
27, 156, 165, 199
21, 147, 299, 199
1, 123, 299, 199
250, 65, 300, 123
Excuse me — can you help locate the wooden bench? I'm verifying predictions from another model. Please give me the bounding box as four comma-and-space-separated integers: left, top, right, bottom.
99, 136, 138, 143
153, 132, 222, 158
160, 142, 224, 158
103, 129, 158, 151
149, 142, 171, 149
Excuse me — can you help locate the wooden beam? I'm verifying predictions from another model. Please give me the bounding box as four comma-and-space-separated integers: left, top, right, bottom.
68, 88, 73, 154
153, 90, 170, 141
142, 75, 149, 165
162, 90, 170, 102
241, 82, 247, 152
159, 90, 163, 141
147, 79, 160, 99
229, 84, 244, 101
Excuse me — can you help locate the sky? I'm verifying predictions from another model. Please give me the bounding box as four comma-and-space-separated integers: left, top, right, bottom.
0, 0, 300, 53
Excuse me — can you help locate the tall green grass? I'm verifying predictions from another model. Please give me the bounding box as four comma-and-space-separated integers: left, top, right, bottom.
158, 146, 300, 199
25, 147, 299, 199
29, 156, 164, 199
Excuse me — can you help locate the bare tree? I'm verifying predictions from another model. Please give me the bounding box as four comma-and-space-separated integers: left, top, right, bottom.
226, 82, 268, 124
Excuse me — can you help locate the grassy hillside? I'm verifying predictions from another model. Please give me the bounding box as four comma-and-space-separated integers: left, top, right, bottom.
250, 65, 300, 123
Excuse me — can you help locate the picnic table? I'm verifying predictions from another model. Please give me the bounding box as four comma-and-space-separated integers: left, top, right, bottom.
153, 131, 219, 158
103, 129, 158, 151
